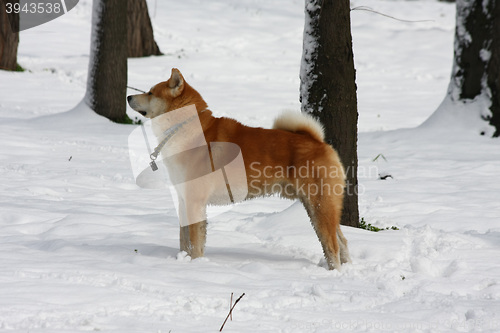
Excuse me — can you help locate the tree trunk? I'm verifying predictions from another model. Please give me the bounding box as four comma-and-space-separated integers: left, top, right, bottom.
300, 0, 359, 228
85, 0, 128, 123
486, 0, 500, 136
127, 0, 162, 58
449, 0, 500, 136
0, 0, 19, 71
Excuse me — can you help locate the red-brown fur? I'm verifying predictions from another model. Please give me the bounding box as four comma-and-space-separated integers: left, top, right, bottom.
127, 68, 351, 270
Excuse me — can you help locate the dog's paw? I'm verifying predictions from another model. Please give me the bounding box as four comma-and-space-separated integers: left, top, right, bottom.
176, 251, 192, 262
318, 258, 329, 270
318, 258, 343, 271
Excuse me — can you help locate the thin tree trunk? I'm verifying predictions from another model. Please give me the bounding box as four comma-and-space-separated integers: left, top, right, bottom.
449, 0, 500, 136
486, 0, 500, 136
0, 0, 19, 71
300, 0, 359, 228
127, 0, 162, 58
85, 0, 128, 123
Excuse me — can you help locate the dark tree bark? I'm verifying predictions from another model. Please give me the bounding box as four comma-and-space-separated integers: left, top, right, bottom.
300, 0, 359, 228
448, 0, 500, 136
85, 0, 128, 123
127, 0, 162, 58
0, 0, 19, 71
486, 0, 500, 136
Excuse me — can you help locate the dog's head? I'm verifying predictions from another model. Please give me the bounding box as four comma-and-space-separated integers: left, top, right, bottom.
127, 68, 204, 119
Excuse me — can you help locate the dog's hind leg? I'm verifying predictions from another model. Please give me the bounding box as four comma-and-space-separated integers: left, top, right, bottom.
301, 194, 343, 270
337, 225, 351, 264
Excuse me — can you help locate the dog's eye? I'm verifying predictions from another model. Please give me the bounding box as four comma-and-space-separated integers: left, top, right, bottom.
148, 91, 152, 95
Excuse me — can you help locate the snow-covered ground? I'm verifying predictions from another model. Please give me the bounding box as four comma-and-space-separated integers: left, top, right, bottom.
1, 0, 500, 332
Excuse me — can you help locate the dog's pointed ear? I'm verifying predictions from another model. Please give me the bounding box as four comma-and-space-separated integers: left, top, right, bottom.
168, 68, 185, 97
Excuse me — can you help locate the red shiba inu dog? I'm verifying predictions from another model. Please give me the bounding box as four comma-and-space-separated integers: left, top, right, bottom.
127, 68, 351, 270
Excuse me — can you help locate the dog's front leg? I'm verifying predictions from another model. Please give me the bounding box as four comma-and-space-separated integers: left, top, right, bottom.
179, 221, 207, 258
177, 194, 208, 259
179, 224, 190, 254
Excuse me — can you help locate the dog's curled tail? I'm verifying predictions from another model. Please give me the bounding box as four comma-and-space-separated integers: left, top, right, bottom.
272, 111, 325, 142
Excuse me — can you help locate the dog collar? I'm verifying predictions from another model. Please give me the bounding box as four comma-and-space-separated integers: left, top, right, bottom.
148, 113, 198, 171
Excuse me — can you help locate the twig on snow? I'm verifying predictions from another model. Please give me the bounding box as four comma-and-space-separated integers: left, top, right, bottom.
219, 293, 245, 332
